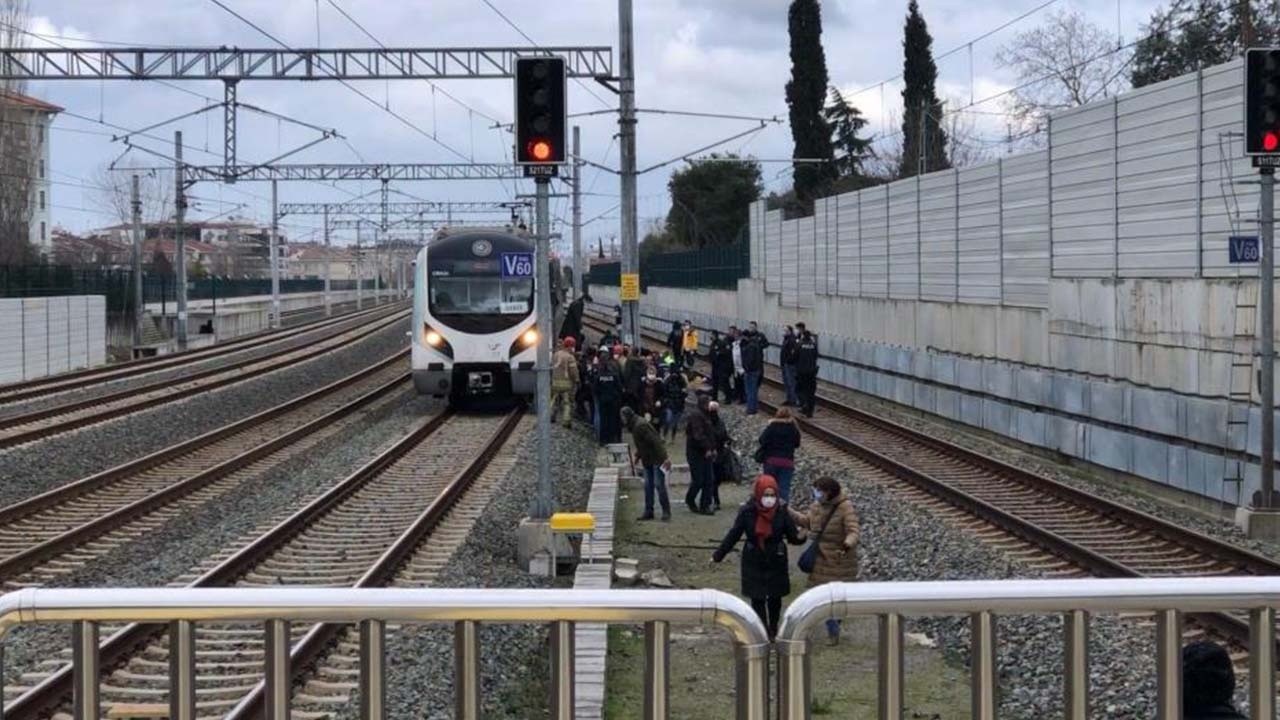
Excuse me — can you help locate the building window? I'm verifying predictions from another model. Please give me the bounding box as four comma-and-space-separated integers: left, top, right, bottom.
38, 159, 44, 179
40, 222, 45, 241
38, 191, 44, 210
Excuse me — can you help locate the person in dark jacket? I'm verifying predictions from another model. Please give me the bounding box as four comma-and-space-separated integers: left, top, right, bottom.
622, 347, 646, 411
594, 354, 624, 445
794, 322, 820, 418
739, 322, 769, 414
780, 325, 799, 406
623, 407, 672, 521
684, 394, 718, 514
709, 330, 734, 402
639, 363, 663, 421
711, 474, 805, 639
1183, 642, 1247, 719
757, 407, 802, 502
707, 400, 730, 511
666, 321, 684, 367
661, 364, 688, 440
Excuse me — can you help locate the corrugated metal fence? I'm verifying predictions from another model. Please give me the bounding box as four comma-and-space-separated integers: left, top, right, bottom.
751, 59, 1260, 309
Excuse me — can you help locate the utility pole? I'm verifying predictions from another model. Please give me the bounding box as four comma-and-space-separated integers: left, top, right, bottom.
270, 179, 281, 328
572, 125, 584, 298
1242, 0, 1255, 50
918, 101, 927, 177
533, 177, 554, 519
618, 0, 639, 344
323, 206, 332, 317
356, 234, 364, 310
1262, 168, 1275, 508
173, 131, 188, 351
131, 175, 143, 350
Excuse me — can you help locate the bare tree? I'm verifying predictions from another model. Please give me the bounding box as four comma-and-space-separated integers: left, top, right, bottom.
996, 9, 1129, 141
90, 162, 173, 226
0, 0, 35, 265
945, 111, 995, 168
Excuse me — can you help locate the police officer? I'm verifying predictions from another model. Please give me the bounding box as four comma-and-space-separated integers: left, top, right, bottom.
794, 322, 820, 418
594, 350, 625, 445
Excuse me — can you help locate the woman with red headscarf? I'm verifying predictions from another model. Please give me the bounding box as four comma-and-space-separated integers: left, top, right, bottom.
711, 474, 805, 639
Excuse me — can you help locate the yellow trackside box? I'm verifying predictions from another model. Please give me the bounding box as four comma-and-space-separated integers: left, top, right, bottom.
549, 513, 596, 533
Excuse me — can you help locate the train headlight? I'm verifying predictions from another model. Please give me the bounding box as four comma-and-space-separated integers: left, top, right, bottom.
521, 328, 539, 347
426, 330, 443, 347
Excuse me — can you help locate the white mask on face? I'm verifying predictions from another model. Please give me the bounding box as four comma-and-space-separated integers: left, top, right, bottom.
812, 488, 824, 502
761, 496, 778, 509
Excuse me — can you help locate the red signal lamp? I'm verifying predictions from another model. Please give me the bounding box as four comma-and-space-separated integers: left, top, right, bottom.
1265, 131, 1280, 152
527, 138, 554, 162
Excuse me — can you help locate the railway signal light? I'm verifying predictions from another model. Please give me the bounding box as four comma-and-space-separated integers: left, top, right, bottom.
515, 57, 566, 166
1246, 48, 1280, 156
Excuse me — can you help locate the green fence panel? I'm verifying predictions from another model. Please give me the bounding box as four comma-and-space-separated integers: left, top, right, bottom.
584, 239, 748, 292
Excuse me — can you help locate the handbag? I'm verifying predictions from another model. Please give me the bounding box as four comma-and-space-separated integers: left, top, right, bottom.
797, 504, 839, 574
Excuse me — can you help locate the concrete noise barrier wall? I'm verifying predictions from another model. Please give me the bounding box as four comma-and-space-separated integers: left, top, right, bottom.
0, 296, 107, 384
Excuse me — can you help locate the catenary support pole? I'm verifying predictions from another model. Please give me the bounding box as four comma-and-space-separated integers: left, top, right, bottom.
573, 125, 583, 298
1262, 168, 1275, 508
618, 0, 639, 344
174, 131, 188, 351
323, 206, 332, 317
533, 177, 554, 519
270, 179, 281, 329
131, 175, 143, 350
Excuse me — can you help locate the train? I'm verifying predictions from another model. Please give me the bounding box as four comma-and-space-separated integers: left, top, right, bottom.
412, 226, 541, 404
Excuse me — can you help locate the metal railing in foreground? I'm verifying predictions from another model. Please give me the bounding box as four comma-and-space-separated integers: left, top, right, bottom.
776, 576, 1280, 720
0, 586, 769, 720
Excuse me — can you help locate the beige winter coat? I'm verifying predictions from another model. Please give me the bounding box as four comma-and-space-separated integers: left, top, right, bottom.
789, 491, 859, 586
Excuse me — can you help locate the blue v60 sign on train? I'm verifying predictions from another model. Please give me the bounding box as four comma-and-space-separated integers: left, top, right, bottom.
501, 252, 535, 278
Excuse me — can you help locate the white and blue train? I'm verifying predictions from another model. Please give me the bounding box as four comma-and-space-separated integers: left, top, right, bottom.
412, 227, 539, 404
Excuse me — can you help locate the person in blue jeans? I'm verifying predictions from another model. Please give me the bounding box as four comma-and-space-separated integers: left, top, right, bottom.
756, 407, 800, 501
780, 325, 800, 406
622, 407, 671, 521
789, 476, 860, 645
739, 322, 768, 415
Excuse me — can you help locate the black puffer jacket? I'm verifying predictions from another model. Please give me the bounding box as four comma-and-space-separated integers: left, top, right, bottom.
713, 501, 804, 598
740, 331, 768, 373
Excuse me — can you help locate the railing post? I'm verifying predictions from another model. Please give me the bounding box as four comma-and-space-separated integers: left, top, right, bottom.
970, 611, 997, 720
1063, 610, 1089, 720
734, 641, 769, 720
1250, 607, 1275, 720
169, 620, 197, 720
643, 621, 670, 720
549, 620, 575, 720
264, 619, 291, 720
72, 620, 99, 720
879, 613, 904, 720
1155, 609, 1182, 720
454, 620, 481, 720
360, 619, 387, 720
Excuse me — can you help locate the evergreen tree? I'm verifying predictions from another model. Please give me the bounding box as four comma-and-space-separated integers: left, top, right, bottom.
824, 87, 874, 181
1132, 0, 1280, 88
900, 0, 950, 178
785, 0, 836, 214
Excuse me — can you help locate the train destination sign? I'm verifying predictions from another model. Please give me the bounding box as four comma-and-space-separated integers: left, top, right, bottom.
1229, 235, 1260, 264
501, 252, 535, 278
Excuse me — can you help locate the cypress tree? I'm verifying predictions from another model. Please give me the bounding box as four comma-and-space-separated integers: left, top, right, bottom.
785, 0, 836, 214
900, 0, 949, 178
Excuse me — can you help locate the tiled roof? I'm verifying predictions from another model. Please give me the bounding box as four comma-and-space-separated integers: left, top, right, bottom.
0, 89, 63, 113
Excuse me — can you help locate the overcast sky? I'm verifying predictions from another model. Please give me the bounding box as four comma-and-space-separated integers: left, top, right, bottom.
18, 0, 1162, 254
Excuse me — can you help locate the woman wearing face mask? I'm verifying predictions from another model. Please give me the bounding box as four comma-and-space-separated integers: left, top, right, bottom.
711, 475, 805, 640
789, 476, 859, 645
640, 364, 663, 423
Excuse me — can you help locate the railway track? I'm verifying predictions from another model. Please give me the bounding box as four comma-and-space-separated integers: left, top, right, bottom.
0, 307, 410, 450
3, 409, 525, 720
0, 301, 402, 406
580, 312, 1280, 650
0, 351, 411, 589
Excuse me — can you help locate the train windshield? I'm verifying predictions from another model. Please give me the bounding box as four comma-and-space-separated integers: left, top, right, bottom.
429, 276, 533, 315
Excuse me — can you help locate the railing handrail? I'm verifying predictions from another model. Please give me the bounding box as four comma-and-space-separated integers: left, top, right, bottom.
777, 576, 1280, 641
0, 587, 768, 645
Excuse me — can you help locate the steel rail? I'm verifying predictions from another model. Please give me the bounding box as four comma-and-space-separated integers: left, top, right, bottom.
0, 308, 409, 449
0, 366, 411, 582
0, 299, 402, 404
1, 407, 469, 720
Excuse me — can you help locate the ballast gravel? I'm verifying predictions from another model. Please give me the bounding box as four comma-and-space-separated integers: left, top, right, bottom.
0, 316, 410, 508
0, 385, 435, 693
723, 406, 1218, 720
360, 421, 599, 720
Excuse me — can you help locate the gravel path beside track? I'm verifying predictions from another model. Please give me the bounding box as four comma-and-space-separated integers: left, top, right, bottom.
0, 317, 410, 507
